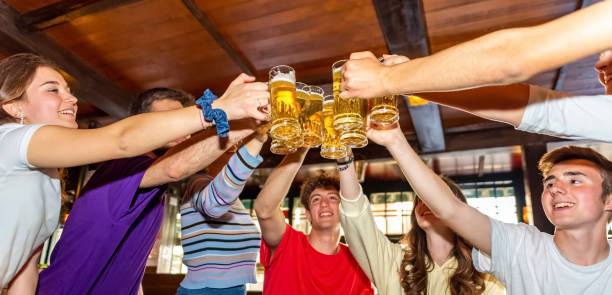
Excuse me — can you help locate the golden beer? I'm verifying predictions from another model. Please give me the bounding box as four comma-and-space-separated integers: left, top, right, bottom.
320, 95, 347, 159
340, 98, 368, 148
269, 65, 301, 140
370, 95, 398, 126
332, 60, 362, 131
270, 139, 298, 155
299, 85, 323, 147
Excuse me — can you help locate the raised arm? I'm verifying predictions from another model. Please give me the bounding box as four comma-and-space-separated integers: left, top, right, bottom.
367, 124, 492, 255
416, 84, 530, 127
338, 159, 405, 292
254, 148, 309, 249
140, 119, 261, 188
188, 134, 266, 218
340, 0, 612, 98
27, 73, 270, 168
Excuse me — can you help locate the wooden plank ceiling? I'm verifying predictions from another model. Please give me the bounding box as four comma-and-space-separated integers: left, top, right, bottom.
1, 0, 603, 164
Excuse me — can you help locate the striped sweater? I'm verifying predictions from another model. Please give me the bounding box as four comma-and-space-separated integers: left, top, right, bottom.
179, 146, 262, 289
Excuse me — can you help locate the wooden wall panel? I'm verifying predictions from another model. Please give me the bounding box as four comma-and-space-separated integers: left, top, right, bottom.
41, 0, 242, 96
4, 0, 60, 13
561, 54, 605, 95
424, 0, 577, 53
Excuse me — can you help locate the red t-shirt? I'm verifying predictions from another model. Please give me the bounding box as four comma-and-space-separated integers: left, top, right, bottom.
260, 224, 374, 295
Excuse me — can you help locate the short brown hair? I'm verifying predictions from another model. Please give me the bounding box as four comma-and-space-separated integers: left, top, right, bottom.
0, 53, 58, 123
539, 145, 612, 202
130, 87, 195, 115
299, 172, 339, 210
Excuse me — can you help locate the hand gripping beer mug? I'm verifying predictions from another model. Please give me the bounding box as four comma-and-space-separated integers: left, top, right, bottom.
332, 60, 362, 131
300, 85, 323, 148
320, 95, 347, 159
339, 98, 368, 148
370, 95, 399, 126
269, 65, 301, 140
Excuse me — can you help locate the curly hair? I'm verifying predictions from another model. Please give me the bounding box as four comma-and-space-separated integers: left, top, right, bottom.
299, 171, 339, 210
399, 175, 486, 295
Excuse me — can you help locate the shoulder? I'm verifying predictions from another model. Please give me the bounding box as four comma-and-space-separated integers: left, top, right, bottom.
86, 155, 156, 187
99, 154, 156, 172
0, 123, 44, 141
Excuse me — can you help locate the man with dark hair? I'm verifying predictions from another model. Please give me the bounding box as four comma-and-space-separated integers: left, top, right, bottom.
130, 87, 195, 115
37, 74, 270, 295
254, 149, 373, 294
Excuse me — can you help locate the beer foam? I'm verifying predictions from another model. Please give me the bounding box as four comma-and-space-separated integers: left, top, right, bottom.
270, 72, 295, 83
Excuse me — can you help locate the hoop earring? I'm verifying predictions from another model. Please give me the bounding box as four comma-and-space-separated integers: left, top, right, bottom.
18, 112, 23, 124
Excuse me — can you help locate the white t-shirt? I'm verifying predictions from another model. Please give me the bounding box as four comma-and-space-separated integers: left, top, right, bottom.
0, 123, 61, 287
473, 218, 612, 295
517, 85, 612, 143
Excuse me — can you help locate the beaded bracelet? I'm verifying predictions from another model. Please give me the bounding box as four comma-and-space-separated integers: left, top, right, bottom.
195, 89, 229, 137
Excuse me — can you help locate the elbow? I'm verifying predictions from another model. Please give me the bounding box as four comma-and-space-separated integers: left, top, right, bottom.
163, 161, 190, 182
254, 198, 275, 220
483, 29, 534, 84
434, 201, 465, 222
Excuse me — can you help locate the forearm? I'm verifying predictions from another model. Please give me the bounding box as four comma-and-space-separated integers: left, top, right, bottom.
254, 151, 307, 218
387, 1, 612, 94
141, 127, 254, 188
415, 83, 530, 127
192, 145, 263, 218
387, 139, 491, 253
385, 29, 530, 94
28, 106, 208, 168
387, 139, 462, 219
338, 160, 361, 201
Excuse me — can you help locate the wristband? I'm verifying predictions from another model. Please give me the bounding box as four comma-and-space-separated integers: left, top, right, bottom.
337, 156, 354, 171
196, 89, 229, 137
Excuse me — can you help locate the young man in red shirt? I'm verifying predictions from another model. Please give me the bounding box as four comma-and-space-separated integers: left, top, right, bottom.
254, 148, 373, 295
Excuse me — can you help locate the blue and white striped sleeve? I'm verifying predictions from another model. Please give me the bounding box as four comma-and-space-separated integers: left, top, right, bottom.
191, 146, 263, 218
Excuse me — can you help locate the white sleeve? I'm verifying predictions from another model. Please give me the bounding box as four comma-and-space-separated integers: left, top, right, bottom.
517, 85, 612, 142
472, 217, 537, 287
0, 124, 45, 169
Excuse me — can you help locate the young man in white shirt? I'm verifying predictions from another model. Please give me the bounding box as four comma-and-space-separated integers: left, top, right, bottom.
365, 121, 612, 294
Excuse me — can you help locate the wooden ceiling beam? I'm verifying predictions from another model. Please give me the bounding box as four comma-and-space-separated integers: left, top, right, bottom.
1, 1, 133, 118
372, 0, 446, 152
18, 0, 143, 31
181, 0, 256, 76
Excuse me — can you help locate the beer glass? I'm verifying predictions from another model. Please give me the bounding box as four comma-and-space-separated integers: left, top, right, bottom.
340, 98, 368, 148
370, 95, 398, 126
269, 65, 301, 140
270, 139, 298, 155
300, 85, 323, 147
332, 60, 362, 131
320, 95, 347, 159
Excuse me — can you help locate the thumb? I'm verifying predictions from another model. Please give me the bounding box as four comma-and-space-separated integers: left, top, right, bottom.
349, 51, 377, 60
229, 73, 255, 86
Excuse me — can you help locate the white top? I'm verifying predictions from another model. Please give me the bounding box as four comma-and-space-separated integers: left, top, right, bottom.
473, 218, 612, 295
0, 123, 60, 287
517, 85, 612, 143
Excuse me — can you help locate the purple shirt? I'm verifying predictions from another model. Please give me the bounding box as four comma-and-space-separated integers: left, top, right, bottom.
38, 155, 166, 295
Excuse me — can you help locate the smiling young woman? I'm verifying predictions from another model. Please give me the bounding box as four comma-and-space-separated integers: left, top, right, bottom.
0, 53, 270, 293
